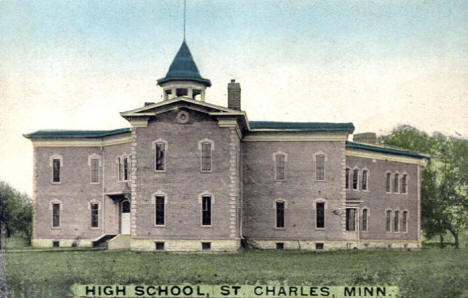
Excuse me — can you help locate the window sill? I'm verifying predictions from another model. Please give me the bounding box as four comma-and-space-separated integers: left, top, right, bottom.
315, 227, 326, 231
51, 227, 61, 230
51, 182, 61, 185
201, 225, 212, 228
154, 225, 166, 228
154, 170, 166, 173
274, 227, 286, 230
90, 182, 100, 185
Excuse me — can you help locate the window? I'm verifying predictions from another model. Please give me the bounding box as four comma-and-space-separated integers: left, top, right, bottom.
345, 168, 350, 189
346, 208, 356, 231
315, 243, 324, 250
386, 173, 391, 192
176, 88, 188, 97
401, 174, 408, 194
155, 143, 166, 171
155, 196, 165, 226
393, 173, 399, 193
402, 211, 408, 232
123, 156, 129, 181
276, 201, 285, 228
202, 196, 211, 226
52, 203, 60, 228
52, 241, 59, 248
91, 203, 99, 228
276, 242, 284, 250
52, 159, 61, 183
118, 157, 122, 181
394, 210, 399, 232
352, 169, 359, 190
155, 241, 165, 251
361, 170, 368, 191
90, 158, 99, 183
275, 154, 285, 180
361, 208, 368, 231
316, 202, 325, 228
315, 154, 325, 181
201, 142, 212, 172
386, 210, 392, 232
201, 242, 211, 250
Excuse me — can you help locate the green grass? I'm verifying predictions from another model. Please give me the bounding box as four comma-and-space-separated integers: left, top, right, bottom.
5, 248, 468, 298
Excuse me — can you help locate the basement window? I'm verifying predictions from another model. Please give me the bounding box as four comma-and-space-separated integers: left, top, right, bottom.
52, 241, 59, 248
315, 243, 324, 250
176, 88, 188, 97
202, 242, 211, 251
276, 242, 284, 250
155, 242, 165, 251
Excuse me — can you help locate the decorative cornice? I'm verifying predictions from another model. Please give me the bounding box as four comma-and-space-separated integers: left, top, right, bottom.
243, 132, 348, 142
31, 134, 135, 147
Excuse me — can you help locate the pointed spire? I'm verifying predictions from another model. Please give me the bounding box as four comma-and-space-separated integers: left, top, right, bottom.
157, 41, 211, 87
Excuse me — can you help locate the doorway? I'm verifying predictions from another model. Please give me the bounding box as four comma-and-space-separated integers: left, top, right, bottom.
120, 200, 131, 234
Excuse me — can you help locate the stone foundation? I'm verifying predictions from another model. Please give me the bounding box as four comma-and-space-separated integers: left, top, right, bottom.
131, 239, 241, 252
248, 239, 421, 250
32, 238, 93, 248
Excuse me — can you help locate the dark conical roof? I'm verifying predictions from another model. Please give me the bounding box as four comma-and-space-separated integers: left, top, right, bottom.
157, 41, 211, 87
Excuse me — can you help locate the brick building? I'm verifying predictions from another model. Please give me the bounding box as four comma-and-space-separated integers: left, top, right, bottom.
24, 41, 428, 251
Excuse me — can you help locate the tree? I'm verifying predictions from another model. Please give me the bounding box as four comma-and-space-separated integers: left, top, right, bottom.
381, 126, 468, 248
0, 181, 32, 245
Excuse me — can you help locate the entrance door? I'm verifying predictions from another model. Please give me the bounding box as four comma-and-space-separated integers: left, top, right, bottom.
121, 200, 131, 234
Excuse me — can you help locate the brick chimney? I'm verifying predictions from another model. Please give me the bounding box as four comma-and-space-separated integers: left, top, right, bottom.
227, 79, 241, 111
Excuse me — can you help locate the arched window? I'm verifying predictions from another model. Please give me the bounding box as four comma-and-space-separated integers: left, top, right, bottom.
315, 154, 326, 181
361, 169, 368, 191
361, 208, 369, 231
402, 210, 408, 232
273, 152, 287, 180
394, 210, 400, 232
393, 173, 399, 193
385, 172, 391, 193
401, 174, 408, 194
352, 168, 359, 190
386, 210, 392, 232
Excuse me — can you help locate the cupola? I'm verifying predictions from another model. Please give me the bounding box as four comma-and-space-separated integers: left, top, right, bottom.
157, 41, 211, 101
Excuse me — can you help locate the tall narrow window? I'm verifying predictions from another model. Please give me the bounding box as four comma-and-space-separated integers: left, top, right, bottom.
394, 210, 399, 232
52, 159, 61, 183
123, 156, 129, 181
315, 154, 325, 181
201, 143, 212, 172
361, 208, 368, 231
155, 196, 165, 226
91, 203, 99, 228
345, 168, 350, 189
276, 201, 285, 228
393, 173, 399, 193
118, 157, 122, 181
90, 158, 99, 183
202, 196, 211, 226
386, 210, 392, 232
401, 174, 408, 194
361, 170, 368, 191
402, 211, 408, 232
352, 169, 359, 190
275, 154, 285, 180
346, 208, 356, 231
316, 202, 325, 228
155, 143, 166, 171
52, 203, 60, 227
386, 173, 391, 192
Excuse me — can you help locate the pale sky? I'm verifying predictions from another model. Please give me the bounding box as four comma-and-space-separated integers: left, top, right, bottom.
1, 0, 467, 195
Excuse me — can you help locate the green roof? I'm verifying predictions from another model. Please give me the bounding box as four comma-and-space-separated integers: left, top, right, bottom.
24, 128, 131, 139
249, 121, 355, 132
157, 41, 211, 87
346, 141, 429, 159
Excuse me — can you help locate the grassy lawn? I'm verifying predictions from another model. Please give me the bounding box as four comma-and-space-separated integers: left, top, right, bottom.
5, 248, 468, 298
